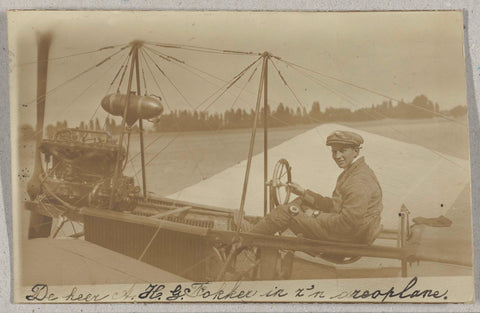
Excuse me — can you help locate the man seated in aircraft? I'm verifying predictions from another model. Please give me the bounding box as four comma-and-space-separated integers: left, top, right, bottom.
251, 130, 383, 244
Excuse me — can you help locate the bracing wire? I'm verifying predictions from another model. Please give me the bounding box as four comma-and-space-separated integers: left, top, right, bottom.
38, 41, 467, 189
145, 41, 262, 56
130, 48, 258, 165
145, 45, 308, 129
276, 57, 467, 127
145, 45, 266, 107
269, 59, 323, 125
143, 46, 223, 89
116, 51, 133, 93
55, 48, 130, 121
138, 133, 182, 171
142, 49, 196, 111
88, 50, 133, 122
21, 45, 130, 108
146, 45, 296, 128
24, 47, 130, 141
131, 49, 293, 167
270, 58, 468, 170
147, 45, 297, 128
139, 49, 170, 108
132, 49, 262, 174
130, 51, 276, 165
17, 43, 127, 66
110, 52, 132, 88
142, 47, 260, 118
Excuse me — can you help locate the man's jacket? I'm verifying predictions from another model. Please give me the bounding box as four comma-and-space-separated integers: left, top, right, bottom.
303, 157, 383, 243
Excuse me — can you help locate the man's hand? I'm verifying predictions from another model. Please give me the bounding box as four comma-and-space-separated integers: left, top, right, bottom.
288, 182, 305, 196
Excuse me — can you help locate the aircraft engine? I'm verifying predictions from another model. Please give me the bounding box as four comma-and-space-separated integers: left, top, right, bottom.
101, 93, 163, 126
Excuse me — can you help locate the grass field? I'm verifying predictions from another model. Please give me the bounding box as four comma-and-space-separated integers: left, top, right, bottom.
123, 117, 470, 197
342, 117, 470, 160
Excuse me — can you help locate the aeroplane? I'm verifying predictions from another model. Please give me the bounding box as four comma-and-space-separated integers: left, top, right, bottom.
20, 33, 473, 283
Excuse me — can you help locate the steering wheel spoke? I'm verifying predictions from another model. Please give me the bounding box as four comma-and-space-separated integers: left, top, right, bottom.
271, 159, 292, 206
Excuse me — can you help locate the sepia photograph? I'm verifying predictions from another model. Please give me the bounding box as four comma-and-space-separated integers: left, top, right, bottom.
8, 10, 474, 303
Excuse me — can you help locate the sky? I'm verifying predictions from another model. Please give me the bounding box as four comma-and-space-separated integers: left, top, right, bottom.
8, 10, 468, 127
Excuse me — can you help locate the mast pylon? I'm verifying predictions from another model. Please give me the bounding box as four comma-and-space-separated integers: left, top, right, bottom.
109, 41, 144, 209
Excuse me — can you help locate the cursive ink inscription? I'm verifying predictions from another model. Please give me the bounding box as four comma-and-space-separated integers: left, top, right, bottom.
140, 281, 257, 301
25, 284, 58, 301
25, 277, 449, 303
169, 281, 257, 301
138, 284, 165, 300
111, 286, 136, 301
295, 284, 322, 298
63, 287, 109, 302
330, 277, 448, 302
260, 286, 288, 298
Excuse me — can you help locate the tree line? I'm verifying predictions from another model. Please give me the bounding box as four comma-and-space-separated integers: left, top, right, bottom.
151, 94, 466, 132
19, 94, 468, 140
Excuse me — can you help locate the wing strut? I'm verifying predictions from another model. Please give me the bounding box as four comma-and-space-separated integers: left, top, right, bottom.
135, 46, 148, 198
237, 52, 271, 229
263, 52, 269, 217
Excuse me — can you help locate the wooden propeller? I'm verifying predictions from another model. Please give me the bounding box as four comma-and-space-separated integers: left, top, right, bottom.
26, 32, 53, 239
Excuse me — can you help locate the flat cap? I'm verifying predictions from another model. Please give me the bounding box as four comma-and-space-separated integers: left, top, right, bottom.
326, 130, 364, 147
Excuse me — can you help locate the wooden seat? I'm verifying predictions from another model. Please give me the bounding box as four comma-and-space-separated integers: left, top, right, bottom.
315, 223, 383, 265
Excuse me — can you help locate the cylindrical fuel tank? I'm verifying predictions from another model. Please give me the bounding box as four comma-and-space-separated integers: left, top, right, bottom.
101, 93, 163, 126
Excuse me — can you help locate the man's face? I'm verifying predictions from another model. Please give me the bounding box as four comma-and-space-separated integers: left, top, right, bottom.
331, 145, 359, 169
